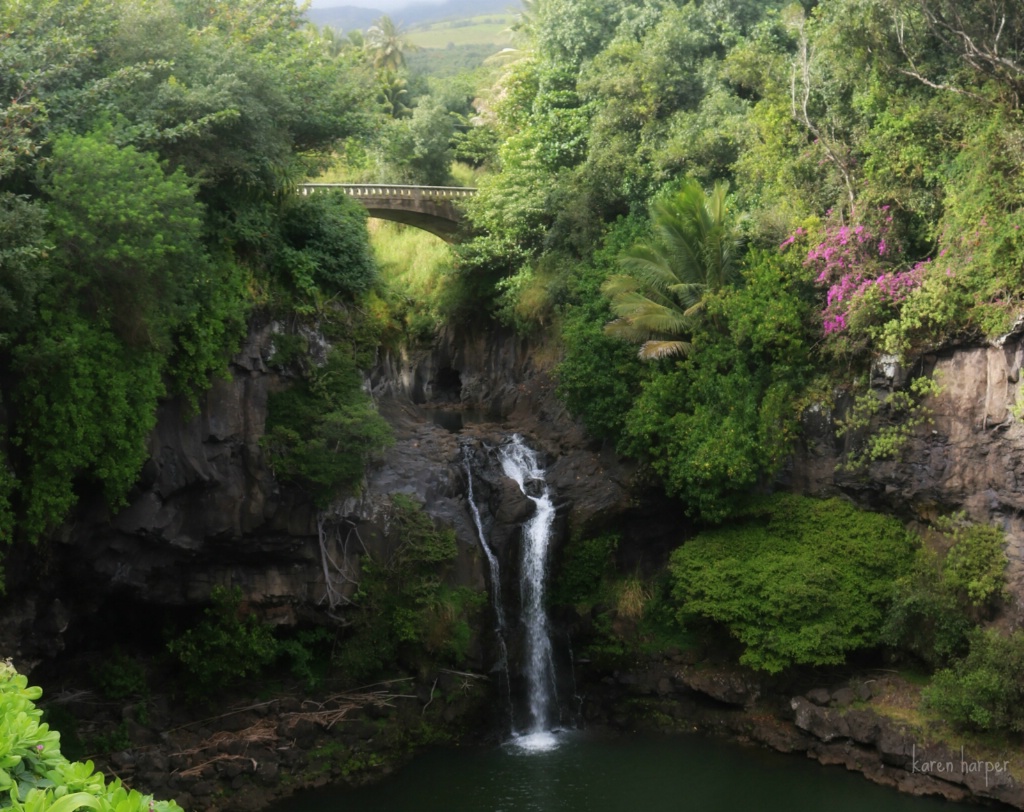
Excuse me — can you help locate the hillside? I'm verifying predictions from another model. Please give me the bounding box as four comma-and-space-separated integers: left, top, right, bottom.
406, 13, 514, 48
307, 0, 512, 31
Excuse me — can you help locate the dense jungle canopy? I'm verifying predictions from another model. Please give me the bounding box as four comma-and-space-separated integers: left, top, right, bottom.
2, 0, 1024, 771
1, 0, 1022, 563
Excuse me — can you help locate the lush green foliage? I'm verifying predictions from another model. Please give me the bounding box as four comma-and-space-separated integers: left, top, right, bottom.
938, 514, 1008, 612
619, 249, 816, 521
669, 494, 915, 672
167, 586, 280, 691
881, 548, 975, 669
924, 630, 1024, 735
262, 349, 393, 507
165, 588, 339, 694
335, 495, 478, 681
882, 515, 1008, 670
603, 179, 745, 360
6, 130, 251, 541
0, 194, 49, 347
279, 193, 377, 300
555, 216, 650, 440
0, 0, 374, 556
436, 0, 1024, 520
0, 662, 182, 812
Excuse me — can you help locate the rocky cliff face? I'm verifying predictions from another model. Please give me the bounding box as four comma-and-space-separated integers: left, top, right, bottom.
5, 319, 1024, 811
8, 319, 1023, 668
0, 319, 635, 672
788, 335, 1024, 616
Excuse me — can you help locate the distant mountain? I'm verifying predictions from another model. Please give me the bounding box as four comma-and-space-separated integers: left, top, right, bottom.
306, 0, 514, 32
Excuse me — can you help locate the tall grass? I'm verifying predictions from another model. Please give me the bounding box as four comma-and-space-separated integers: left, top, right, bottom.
369, 220, 454, 333
450, 161, 484, 187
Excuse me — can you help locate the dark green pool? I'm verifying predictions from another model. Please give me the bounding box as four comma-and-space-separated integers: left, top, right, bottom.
274, 730, 955, 812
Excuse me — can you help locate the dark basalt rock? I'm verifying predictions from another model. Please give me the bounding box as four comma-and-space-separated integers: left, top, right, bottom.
787, 338, 1024, 617
0, 320, 641, 673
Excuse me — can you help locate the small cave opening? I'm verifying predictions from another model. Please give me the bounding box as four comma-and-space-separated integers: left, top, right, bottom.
432, 366, 462, 402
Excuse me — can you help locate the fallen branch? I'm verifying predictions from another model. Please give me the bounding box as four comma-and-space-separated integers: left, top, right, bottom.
421, 678, 438, 717
177, 755, 258, 779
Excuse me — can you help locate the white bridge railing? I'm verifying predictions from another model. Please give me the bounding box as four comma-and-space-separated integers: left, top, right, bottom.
298, 183, 477, 200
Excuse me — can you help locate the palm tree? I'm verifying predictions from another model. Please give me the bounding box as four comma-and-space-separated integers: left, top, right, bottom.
315, 25, 346, 59
377, 71, 411, 119
603, 179, 744, 360
366, 15, 417, 73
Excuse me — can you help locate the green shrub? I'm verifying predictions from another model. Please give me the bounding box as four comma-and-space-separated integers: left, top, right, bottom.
0, 661, 183, 812
555, 215, 650, 442
334, 495, 466, 682
924, 630, 1024, 734
938, 515, 1007, 612
883, 517, 1007, 666
618, 250, 815, 522
669, 494, 915, 673
881, 548, 973, 668
551, 534, 618, 608
262, 348, 393, 507
276, 628, 335, 689
279, 192, 376, 299
167, 586, 279, 692
90, 650, 147, 700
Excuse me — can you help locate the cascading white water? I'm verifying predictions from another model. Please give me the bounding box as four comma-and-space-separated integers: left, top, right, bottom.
499, 434, 559, 747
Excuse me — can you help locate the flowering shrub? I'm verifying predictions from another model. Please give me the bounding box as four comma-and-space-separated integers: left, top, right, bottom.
783, 209, 927, 349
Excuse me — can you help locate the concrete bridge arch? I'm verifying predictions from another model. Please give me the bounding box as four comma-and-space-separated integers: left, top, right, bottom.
298, 183, 476, 243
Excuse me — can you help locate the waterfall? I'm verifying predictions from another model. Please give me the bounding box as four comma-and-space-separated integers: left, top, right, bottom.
462, 445, 513, 726
463, 445, 507, 629
498, 434, 559, 744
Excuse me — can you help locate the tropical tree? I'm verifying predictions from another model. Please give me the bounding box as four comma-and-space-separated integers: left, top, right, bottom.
602, 179, 744, 359
366, 15, 417, 73
312, 25, 348, 59
377, 71, 412, 118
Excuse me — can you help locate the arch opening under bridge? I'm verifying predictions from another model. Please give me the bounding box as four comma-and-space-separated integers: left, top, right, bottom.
298, 183, 476, 243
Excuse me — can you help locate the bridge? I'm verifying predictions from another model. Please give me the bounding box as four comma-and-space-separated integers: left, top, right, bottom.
298, 183, 476, 243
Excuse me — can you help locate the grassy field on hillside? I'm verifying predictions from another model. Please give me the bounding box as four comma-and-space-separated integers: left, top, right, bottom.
406, 15, 514, 48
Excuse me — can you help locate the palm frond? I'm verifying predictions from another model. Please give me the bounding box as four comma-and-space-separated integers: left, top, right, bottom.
639, 340, 691, 360
600, 273, 641, 297
616, 247, 686, 294
605, 175, 744, 359
604, 318, 657, 344
607, 292, 690, 334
